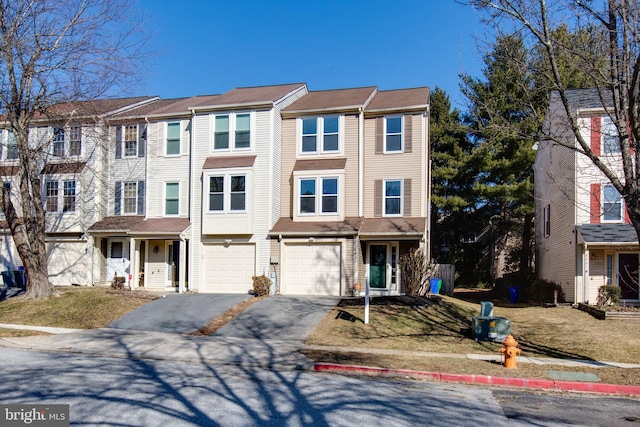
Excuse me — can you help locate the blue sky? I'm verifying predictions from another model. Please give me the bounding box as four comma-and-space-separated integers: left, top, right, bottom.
137, 0, 489, 110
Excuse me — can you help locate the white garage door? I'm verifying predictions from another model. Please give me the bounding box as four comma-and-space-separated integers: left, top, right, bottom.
201, 244, 255, 293
284, 243, 341, 295
47, 241, 87, 286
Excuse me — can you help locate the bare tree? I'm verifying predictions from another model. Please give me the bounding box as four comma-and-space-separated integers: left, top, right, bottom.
466, 0, 640, 244
0, 0, 146, 299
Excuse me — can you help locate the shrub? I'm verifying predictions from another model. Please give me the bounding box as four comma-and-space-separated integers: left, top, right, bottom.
523, 278, 565, 303
252, 275, 271, 297
597, 285, 621, 306
111, 276, 126, 290
399, 248, 436, 296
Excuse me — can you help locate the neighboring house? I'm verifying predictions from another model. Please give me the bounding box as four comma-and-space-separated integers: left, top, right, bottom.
0, 97, 160, 286
189, 83, 307, 294
535, 88, 640, 304
271, 86, 430, 296
87, 96, 208, 292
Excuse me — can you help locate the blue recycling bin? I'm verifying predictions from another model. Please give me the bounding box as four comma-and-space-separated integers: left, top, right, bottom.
508, 286, 520, 304
430, 278, 442, 294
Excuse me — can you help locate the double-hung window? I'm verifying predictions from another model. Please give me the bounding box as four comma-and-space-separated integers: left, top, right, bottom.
299, 177, 338, 215
63, 181, 76, 212
69, 126, 82, 156
165, 182, 179, 215
208, 175, 246, 213
45, 181, 58, 212
213, 113, 251, 151
603, 184, 622, 222
123, 182, 138, 214
6, 131, 17, 160
602, 117, 620, 154
301, 117, 340, 154
166, 122, 181, 156
53, 127, 65, 157
385, 116, 403, 152
384, 179, 402, 216
124, 125, 138, 157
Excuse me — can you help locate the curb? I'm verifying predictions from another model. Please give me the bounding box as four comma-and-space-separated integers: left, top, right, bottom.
314, 363, 640, 396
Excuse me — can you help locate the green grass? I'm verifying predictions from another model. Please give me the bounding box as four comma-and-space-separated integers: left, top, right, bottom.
305, 293, 640, 386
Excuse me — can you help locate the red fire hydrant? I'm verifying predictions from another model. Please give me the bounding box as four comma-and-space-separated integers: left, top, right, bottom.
499, 334, 521, 369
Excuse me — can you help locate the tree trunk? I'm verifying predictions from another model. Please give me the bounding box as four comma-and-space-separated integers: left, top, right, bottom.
519, 213, 534, 275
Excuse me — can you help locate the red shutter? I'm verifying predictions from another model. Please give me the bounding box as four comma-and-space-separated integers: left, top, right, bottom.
591, 116, 601, 155
590, 183, 601, 223
624, 198, 631, 223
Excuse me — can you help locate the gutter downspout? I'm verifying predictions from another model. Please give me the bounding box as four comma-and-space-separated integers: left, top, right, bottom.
424, 109, 431, 261
358, 107, 364, 218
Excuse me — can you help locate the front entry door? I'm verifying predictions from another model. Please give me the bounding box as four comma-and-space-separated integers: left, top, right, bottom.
167, 240, 180, 287
618, 253, 640, 299
369, 244, 387, 288
107, 239, 129, 281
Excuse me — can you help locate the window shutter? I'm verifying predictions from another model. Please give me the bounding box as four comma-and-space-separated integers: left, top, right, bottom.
374, 179, 382, 217
137, 180, 145, 215
404, 115, 412, 153
375, 117, 383, 154
590, 183, 601, 223
138, 124, 147, 158
115, 126, 122, 159
114, 181, 122, 216
591, 117, 601, 156
403, 178, 411, 216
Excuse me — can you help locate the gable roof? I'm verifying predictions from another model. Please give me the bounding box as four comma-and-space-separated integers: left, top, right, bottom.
558, 88, 614, 112
31, 97, 160, 122
282, 87, 377, 114
190, 83, 307, 111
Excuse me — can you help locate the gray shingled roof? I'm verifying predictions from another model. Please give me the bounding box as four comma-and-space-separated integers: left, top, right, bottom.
576, 224, 638, 244
560, 88, 614, 111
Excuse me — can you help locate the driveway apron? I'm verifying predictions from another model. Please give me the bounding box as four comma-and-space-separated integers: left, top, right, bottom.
108, 293, 251, 334
212, 295, 339, 341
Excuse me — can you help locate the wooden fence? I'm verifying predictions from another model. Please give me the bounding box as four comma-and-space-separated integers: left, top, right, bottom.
433, 264, 455, 296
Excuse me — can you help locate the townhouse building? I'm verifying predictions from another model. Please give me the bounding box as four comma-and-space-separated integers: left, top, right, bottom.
535, 88, 640, 304
1, 82, 431, 297
0, 97, 159, 287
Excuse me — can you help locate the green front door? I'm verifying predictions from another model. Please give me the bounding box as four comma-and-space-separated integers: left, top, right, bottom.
369, 244, 387, 288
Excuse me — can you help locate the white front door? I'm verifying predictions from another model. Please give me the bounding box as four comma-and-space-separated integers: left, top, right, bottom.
107, 239, 129, 281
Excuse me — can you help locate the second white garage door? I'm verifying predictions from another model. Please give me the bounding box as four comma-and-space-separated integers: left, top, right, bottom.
201, 244, 255, 293
284, 243, 341, 295
48, 240, 88, 286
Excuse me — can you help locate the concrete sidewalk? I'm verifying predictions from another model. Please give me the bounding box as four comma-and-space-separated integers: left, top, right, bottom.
1, 324, 639, 396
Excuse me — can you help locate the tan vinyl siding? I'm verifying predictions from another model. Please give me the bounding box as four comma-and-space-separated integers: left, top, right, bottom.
364, 114, 424, 218
343, 114, 360, 217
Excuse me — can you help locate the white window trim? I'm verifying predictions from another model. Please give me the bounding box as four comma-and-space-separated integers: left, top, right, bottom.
211, 112, 253, 152
123, 124, 139, 158
602, 117, 621, 155
383, 178, 403, 217
383, 115, 404, 154
293, 172, 344, 221
164, 181, 181, 217
121, 181, 139, 215
205, 172, 249, 214
44, 178, 78, 214
165, 122, 181, 157
602, 184, 623, 223
298, 116, 342, 156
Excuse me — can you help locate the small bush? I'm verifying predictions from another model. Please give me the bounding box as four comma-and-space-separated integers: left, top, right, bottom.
523, 278, 565, 303
597, 285, 621, 306
111, 276, 126, 290
252, 275, 271, 297
398, 248, 435, 296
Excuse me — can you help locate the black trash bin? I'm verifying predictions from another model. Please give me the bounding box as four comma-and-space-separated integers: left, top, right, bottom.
15, 269, 26, 288
1, 271, 15, 288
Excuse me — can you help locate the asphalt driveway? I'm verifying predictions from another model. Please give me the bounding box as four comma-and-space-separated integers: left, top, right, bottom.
212, 295, 340, 341
108, 293, 251, 334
